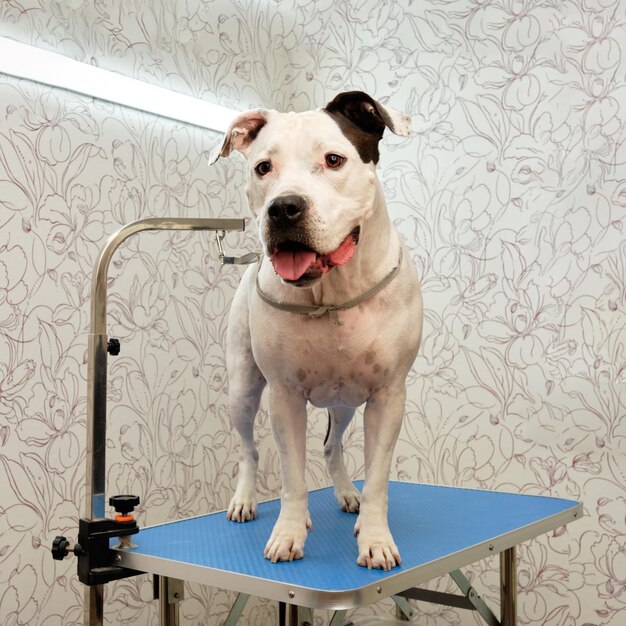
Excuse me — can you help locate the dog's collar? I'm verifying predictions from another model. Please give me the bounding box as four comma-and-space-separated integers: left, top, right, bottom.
255, 248, 403, 326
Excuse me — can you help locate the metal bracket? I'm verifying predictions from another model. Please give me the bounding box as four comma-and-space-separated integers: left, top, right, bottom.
153, 575, 184, 602
450, 569, 499, 626
397, 570, 500, 626
223, 593, 249, 626
167, 578, 184, 603
299, 606, 314, 626
154, 576, 184, 626
328, 610, 347, 626
392, 594, 413, 620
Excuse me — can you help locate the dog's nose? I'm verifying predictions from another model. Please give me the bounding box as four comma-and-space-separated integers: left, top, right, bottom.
267, 195, 307, 228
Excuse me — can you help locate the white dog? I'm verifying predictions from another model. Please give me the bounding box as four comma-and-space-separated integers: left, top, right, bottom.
209, 91, 422, 570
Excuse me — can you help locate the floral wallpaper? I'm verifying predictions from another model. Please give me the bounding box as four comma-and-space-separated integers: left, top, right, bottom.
1, 1, 625, 626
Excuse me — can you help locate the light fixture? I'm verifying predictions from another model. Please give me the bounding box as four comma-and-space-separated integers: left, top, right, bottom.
0, 36, 237, 132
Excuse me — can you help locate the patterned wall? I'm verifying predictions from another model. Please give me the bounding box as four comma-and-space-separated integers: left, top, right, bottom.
1, 1, 625, 625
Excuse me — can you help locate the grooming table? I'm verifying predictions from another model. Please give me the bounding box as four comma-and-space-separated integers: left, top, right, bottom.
52, 218, 582, 626
114, 480, 581, 625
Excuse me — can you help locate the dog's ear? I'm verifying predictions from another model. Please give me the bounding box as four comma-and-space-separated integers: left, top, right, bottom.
208, 109, 270, 165
323, 91, 412, 138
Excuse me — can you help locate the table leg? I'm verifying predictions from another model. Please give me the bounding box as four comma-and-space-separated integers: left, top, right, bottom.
84, 585, 104, 626
158, 576, 183, 626
500, 547, 517, 626
278, 603, 298, 626
277, 603, 313, 626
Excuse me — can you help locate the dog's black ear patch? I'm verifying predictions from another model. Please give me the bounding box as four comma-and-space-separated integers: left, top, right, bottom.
322, 91, 411, 164
324, 110, 382, 164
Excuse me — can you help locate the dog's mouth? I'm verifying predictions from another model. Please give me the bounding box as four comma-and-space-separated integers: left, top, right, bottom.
270, 227, 360, 283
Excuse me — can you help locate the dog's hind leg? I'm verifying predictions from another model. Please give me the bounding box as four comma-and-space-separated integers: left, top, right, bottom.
325, 407, 361, 513
226, 281, 266, 522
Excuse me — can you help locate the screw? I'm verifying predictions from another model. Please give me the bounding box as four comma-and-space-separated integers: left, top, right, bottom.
377, 586, 382, 594
173, 592, 181, 600
288, 591, 295, 599
114, 554, 122, 563
488, 544, 494, 551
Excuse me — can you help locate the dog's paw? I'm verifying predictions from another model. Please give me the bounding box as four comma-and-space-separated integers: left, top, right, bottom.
355, 527, 401, 571
335, 485, 361, 513
227, 495, 257, 522
264, 516, 312, 563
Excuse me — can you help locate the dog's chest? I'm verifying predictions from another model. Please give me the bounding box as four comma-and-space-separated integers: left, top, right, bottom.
253, 310, 394, 408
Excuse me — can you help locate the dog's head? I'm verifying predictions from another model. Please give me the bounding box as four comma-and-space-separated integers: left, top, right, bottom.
209, 91, 411, 287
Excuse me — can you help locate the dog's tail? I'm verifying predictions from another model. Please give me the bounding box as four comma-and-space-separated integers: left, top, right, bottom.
324, 411, 331, 446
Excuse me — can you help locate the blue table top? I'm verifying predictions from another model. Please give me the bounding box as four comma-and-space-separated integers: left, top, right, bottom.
115, 481, 580, 608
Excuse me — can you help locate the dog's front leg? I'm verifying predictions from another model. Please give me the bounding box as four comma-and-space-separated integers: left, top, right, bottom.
355, 383, 407, 570
264, 384, 311, 562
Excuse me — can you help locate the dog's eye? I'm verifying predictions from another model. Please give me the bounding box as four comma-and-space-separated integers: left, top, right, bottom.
255, 160, 272, 176
325, 154, 345, 169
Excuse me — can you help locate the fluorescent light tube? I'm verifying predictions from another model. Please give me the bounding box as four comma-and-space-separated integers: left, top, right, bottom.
0, 36, 237, 132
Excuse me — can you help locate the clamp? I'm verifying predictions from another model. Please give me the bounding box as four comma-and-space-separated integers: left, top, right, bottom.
51, 494, 143, 586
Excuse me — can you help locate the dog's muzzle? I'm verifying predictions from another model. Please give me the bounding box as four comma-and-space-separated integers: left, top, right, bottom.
263, 195, 360, 285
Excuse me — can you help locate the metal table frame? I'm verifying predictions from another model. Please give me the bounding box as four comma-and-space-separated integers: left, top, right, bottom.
78, 217, 582, 626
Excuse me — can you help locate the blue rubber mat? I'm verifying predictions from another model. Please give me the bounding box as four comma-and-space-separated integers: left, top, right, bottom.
119, 481, 579, 593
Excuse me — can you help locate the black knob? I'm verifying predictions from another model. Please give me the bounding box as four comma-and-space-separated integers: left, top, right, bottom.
109, 495, 140, 516
51, 536, 70, 560
107, 338, 121, 356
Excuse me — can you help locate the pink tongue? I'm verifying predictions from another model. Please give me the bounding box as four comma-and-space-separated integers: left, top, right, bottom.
270, 250, 317, 281
270, 234, 357, 281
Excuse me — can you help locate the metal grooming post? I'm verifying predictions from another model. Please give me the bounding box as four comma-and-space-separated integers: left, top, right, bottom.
84, 218, 245, 626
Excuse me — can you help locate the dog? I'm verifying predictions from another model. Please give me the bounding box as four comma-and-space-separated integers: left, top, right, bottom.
209, 91, 422, 570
